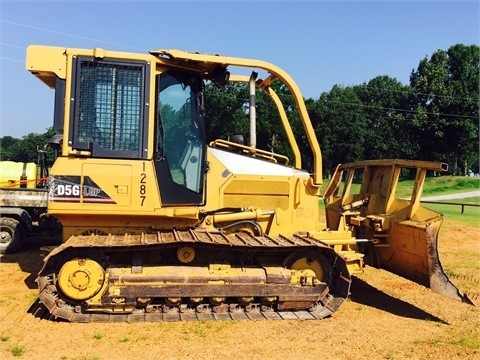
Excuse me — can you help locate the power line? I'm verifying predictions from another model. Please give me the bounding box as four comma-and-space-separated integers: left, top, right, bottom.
316, 99, 479, 120
207, 91, 479, 121
352, 84, 477, 103
0, 57, 24, 64
0, 20, 144, 51
0, 43, 25, 50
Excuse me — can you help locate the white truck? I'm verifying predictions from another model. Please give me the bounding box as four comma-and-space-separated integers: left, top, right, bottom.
0, 157, 60, 253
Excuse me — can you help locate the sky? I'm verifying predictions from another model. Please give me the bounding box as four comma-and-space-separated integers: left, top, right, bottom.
0, 0, 478, 138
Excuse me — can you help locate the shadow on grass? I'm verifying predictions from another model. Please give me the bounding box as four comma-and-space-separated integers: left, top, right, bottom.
0, 235, 60, 289
349, 276, 448, 324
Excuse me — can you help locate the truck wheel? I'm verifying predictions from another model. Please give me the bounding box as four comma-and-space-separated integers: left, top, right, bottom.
0, 217, 25, 254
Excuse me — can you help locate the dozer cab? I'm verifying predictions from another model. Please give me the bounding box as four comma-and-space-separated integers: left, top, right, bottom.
25, 45, 472, 322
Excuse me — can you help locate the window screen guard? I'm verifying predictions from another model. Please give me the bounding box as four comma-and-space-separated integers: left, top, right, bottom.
70, 57, 149, 158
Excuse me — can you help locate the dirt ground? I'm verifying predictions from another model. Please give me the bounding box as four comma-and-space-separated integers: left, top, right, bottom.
0, 221, 479, 360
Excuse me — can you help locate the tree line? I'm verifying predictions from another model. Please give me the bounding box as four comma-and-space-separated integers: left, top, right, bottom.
1, 43, 478, 178
205, 43, 479, 177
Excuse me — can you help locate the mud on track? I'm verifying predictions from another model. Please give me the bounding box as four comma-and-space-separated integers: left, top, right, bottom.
0, 224, 479, 360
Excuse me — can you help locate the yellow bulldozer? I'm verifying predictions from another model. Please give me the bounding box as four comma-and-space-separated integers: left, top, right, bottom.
25, 45, 473, 322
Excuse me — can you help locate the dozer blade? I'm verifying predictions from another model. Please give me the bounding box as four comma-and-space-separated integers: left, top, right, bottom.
374, 217, 474, 305
425, 221, 475, 305
323, 159, 475, 306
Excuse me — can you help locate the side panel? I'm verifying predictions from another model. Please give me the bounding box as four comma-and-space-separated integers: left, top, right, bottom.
81, 164, 132, 206
204, 147, 321, 236
48, 158, 160, 217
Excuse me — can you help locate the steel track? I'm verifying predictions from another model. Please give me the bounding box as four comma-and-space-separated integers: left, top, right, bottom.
29, 298, 334, 322
35, 228, 350, 322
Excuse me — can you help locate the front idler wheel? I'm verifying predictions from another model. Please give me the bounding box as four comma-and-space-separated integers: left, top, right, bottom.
284, 250, 332, 285
57, 257, 106, 301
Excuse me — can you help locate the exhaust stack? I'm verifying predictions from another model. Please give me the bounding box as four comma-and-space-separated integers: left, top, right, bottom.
249, 71, 258, 148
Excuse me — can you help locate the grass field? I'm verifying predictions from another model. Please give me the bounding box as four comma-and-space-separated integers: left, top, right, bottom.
418, 176, 480, 196
423, 202, 479, 228
400, 176, 479, 227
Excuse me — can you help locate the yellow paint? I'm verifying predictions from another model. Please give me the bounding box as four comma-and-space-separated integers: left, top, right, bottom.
57, 258, 105, 300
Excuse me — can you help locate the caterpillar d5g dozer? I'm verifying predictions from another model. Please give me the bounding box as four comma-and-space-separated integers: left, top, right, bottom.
25, 45, 473, 322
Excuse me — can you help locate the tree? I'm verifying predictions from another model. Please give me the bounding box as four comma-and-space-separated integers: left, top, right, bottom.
0, 136, 21, 160
409, 44, 479, 174
310, 85, 368, 177
0, 128, 58, 165
204, 81, 301, 166
353, 76, 412, 159
204, 82, 249, 142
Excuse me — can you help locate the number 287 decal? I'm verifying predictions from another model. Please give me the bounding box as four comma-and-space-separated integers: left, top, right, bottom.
140, 163, 147, 206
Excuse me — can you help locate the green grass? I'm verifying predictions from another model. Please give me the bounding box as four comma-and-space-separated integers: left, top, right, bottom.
180, 320, 234, 338
92, 332, 104, 340
10, 345, 26, 357
0, 294, 18, 306
119, 336, 130, 343
450, 337, 480, 350
422, 202, 480, 227
422, 177, 480, 195
403, 177, 479, 226
393, 176, 480, 198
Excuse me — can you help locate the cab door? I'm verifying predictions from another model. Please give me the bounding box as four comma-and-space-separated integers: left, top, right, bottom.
154, 70, 206, 206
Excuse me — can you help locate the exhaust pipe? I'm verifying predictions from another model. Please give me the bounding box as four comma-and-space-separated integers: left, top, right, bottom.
249, 71, 258, 148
